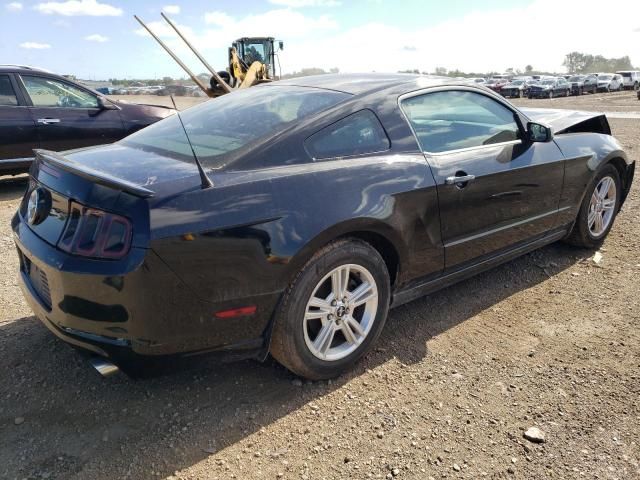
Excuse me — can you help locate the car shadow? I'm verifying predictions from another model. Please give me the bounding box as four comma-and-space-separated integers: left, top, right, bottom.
0, 175, 28, 202
0, 240, 593, 479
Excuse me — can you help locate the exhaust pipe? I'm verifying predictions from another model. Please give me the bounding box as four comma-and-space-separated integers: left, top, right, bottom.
89, 356, 120, 377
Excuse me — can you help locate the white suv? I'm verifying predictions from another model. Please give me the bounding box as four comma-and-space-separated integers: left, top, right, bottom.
616, 71, 640, 90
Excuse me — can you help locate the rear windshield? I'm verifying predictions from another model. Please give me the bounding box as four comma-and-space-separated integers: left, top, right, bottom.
120, 85, 350, 169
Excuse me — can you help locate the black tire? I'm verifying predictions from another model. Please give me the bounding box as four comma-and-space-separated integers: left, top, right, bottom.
270, 239, 391, 380
565, 164, 622, 248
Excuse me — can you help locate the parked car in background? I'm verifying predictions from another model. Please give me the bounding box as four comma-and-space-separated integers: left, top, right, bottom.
94, 87, 114, 95
616, 71, 640, 90
12, 74, 634, 379
582, 75, 598, 94
568, 75, 587, 95
500, 79, 530, 98
467, 77, 486, 85
157, 85, 188, 96
597, 74, 623, 92
0, 65, 175, 176
139, 85, 164, 95
485, 78, 509, 94
528, 78, 570, 98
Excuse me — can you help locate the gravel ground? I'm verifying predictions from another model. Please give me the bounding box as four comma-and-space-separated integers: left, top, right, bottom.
0, 94, 639, 480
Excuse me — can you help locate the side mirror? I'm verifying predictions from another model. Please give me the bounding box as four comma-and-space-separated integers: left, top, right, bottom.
98, 97, 118, 110
527, 122, 553, 143
278, 41, 284, 51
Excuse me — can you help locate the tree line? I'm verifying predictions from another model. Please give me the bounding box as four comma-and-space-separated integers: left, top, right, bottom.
562, 52, 636, 74
400, 52, 637, 78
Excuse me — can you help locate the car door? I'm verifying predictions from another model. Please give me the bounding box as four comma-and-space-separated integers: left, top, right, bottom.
553, 80, 562, 95
18, 74, 124, 152
400, 88, 565, 270
0, 73, 38, 161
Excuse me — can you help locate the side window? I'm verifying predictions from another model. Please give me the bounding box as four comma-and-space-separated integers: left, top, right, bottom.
21, 75, 98, 108
0, 75, 18, 106
305, 110, 390, 160
401, 90, 520, 153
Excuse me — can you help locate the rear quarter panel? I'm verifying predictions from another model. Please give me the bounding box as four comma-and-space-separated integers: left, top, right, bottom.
149, 154, 443, 306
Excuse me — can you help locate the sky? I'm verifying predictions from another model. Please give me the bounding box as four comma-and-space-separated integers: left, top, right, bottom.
1, 0, 639, 80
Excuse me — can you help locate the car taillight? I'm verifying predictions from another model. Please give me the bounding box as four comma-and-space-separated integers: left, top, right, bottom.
58, 201, 132, 259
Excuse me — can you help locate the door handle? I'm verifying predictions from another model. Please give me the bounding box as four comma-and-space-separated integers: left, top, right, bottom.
37, 118, 61, 125
445, 174, 476, 185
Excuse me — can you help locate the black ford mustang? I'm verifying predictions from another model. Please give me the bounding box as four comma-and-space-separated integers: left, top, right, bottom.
13, 74, 634, 380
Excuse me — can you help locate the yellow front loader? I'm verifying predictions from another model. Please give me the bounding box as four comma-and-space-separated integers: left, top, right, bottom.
135, 13, 282, 98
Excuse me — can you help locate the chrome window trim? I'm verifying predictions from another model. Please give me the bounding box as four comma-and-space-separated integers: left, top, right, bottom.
423, 139, 522, 157
397, 85, 526, 156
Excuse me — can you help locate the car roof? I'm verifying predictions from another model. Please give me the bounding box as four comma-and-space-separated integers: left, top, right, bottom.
0, 64, 51, 73
274, 73, 452, 95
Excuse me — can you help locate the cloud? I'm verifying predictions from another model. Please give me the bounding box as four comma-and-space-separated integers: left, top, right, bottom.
135, 20, 194, 39
85, 33, 108, 42
278, 0, 640, 74
34, 0, 122, 16
268, 0, 341, 6
20, 41, 52, 49
201, 8, 337, 41
162, 5, 180, 14
204, 11, 233, 27
5, 2, 22, 11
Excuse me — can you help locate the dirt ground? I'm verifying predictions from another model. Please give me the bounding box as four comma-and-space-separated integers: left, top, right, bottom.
1, 90, 639, 480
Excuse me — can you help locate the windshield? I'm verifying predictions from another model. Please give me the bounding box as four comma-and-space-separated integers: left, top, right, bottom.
620, 73, 632, 78
541, 80, 555, 85
510, 80, 524, 85
569, 76, 584, 82
599, 75, 612, 81
120, 86, 350, 169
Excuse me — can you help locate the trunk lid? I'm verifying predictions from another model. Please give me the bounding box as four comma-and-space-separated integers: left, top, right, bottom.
17, 144, 198, 250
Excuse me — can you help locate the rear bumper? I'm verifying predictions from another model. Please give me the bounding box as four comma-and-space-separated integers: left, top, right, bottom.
12, 212, 277, 366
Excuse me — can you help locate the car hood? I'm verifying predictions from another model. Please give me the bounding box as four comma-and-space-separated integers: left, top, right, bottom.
520, 108, 610, 134
111, 99, 176, 120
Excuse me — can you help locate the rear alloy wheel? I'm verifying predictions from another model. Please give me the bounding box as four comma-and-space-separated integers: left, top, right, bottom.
270, 239, 390, 379
566, 164, 621, 248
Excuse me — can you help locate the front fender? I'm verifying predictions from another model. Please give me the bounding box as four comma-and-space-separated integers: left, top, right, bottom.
554, 133, 631, 226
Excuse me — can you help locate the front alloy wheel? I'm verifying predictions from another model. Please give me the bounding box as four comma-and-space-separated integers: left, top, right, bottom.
271, 239, 390, 379
587, 176, 617, 237
566, 164, 621, 248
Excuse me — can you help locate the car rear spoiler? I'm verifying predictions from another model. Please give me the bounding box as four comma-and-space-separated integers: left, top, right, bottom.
34, 149, 155, 198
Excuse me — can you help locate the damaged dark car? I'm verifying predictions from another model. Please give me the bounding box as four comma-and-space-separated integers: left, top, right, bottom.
13, 74, 634, 380
0, 65, 175, 176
